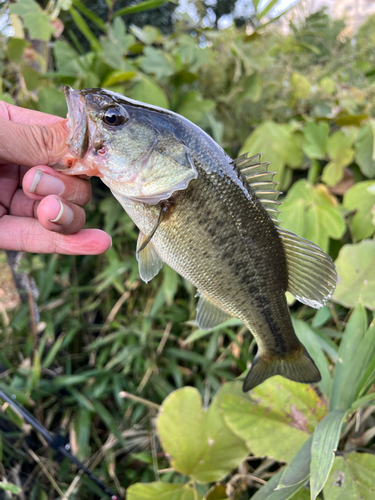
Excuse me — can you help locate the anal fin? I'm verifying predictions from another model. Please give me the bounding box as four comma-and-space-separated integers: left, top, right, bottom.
136, 232, 163, 283
196, 293, 232, 330
243, 346, 321, 392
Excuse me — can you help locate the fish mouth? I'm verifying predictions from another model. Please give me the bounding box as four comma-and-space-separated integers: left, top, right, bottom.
64, 86, 89, 160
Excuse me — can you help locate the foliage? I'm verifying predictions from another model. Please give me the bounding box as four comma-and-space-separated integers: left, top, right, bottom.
0, 1, 375, 499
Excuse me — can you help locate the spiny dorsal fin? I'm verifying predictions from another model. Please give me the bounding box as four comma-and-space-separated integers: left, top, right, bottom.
136, 232, 163, 283
196, 293, 232, 330
277, 227, 337, 309
233, 152, 282, 224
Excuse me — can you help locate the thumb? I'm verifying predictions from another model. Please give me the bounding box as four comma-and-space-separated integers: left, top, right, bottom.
0, 117, 69, 167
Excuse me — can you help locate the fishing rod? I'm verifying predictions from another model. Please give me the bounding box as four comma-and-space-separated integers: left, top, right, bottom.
0, 385, 124, 500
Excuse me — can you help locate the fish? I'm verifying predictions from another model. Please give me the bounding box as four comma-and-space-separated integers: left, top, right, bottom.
54, 86, 337, 391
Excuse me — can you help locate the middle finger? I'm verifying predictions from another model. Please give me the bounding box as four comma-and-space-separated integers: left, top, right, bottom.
23, 166, 92, 206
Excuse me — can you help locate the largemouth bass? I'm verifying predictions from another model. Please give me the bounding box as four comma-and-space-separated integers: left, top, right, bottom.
55, 86, 337, 391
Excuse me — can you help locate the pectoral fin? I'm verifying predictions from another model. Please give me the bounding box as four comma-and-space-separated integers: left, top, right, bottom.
277, 227, 337, 308
136, 203, 170, 254
196, 293, 232, 330
136, 232, 163, 283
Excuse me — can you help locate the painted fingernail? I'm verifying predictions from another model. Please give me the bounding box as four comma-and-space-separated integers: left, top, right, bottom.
50, 199, 74, 225
29, 170, 64, 196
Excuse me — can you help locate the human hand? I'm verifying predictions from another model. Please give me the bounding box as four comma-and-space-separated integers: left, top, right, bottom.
0, 102, 111, 254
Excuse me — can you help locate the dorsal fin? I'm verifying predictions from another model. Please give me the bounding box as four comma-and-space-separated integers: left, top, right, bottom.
233, 152, 282, 224
277, 227, 337, 309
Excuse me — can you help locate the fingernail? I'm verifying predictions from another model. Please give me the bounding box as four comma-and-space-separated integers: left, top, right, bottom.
29, 170, 64, 196
50, 199, 74, 225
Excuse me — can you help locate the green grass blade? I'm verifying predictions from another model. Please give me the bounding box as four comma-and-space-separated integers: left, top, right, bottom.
310, 410, 347, 500
330, 304, 367, 410
278, 436, 312, 489
114, 0, 173, 18
69, 7, 101, 52
72, 0, 106, 31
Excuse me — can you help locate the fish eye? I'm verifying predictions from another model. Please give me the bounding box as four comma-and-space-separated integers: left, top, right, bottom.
102, 107, 128, 127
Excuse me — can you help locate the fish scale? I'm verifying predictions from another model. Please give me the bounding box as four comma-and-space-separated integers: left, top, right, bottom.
55, 86, 337, 391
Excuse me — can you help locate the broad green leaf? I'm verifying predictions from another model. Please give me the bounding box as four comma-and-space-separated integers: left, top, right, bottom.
204, 484, 228, 500
278, 436, 312, 488
156, 385, 249, 483
9, 0, 38, 15
38, 87, 67, 117
323, 131, 354, 186
333, 241, 375, 310
140, 47, 174, 79
323, 453, 375, 500
302, 122, 329, 159
177, 91, 215, 124
7, 38, 30, 63
310, 410, 347, 500
279, 180, 345, 252
291, 73, 310, 100
240, 121, 303, 188
129, 77, 169, 109
54, 40, 82, 77
355, 124, 375, 178
293, 319, 331, 396
320, 77, 336, 94
128, 482, 202, 500
22, 11, 54, 41
343, 181, 375, 241
221, 377, 327, 462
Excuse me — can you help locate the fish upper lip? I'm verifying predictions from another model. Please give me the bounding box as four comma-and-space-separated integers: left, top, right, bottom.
64, 86, 89, 160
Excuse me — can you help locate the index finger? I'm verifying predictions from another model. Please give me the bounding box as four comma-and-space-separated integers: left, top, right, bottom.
0, 101, 65, 126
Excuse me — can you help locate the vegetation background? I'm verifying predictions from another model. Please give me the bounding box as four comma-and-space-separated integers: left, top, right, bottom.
0, 0, 375, 499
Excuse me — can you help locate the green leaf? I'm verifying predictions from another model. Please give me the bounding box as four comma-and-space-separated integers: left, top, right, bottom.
129, 25, 161, 45
22, 12, 54, 41
310, 410, 347, 500
9, 0, 38, 16
129, 77, 169, 109
0, 482, 22, 494
69, 7, 101, 52
252, 469, 307, 500
156, 385, 249, 483
323, 452, 375, 500
279, 180, 345, 252
221, 377, 327, 462
114, 0, 172, 17
177, 91, 215, 124
7, 38, 30, 64
72, 0, 106, 30
293, 319, 331, 396
102, 70, 137, 87
333, 241, 375, 310
257, 0, 280, 20
291, 73, 310, 100
139, 47, 174, 79
240, 121, 303, 189
302, 122, 329, 159
343, 181, 375, 241
329, 304, 375, 411
322, 130, 355, 186
355, 123, 375, 178
278, 436, 312, 488
127, 482, 202, 500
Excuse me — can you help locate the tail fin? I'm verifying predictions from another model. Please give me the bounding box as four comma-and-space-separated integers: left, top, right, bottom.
242, 347, 321, 392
